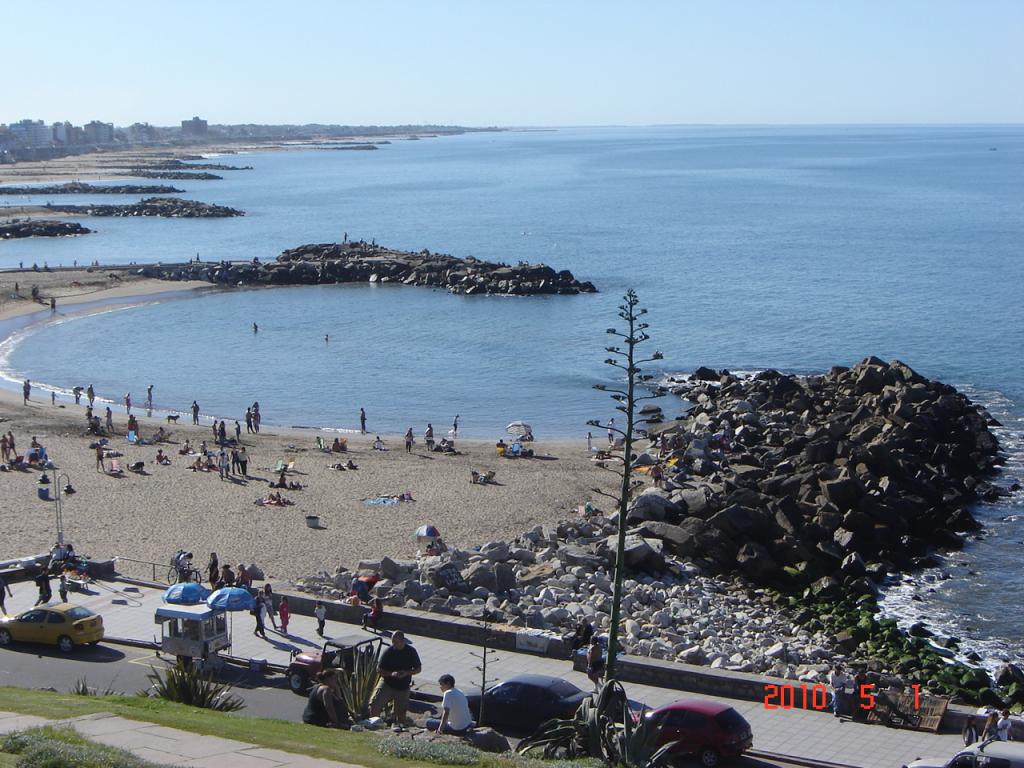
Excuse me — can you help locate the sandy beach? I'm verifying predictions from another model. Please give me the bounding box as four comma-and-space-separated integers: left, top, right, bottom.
0, 267, 212, 320
0, 387, 615, 584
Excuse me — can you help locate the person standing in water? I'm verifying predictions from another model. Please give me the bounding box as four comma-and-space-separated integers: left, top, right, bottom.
359, 407, 367, 434
124, 393, 132, 414
146, 384, 154, 409
87, 384, 95, 407
191, 401, 200, 425
253, 322, 258, 334
245, 408, 253, 434
22, 380, 30, 405
452, 415, 459, 436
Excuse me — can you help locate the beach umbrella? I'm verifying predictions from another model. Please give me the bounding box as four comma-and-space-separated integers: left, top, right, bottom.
206, 587, 255, 612
505, 421, 532, 437
415, 524, 441, 539
163, 582, 211, 605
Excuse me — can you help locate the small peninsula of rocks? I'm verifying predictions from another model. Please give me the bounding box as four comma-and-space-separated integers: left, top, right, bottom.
119, 170, 223, 181
140, 240, 596, 295
147, 159, 253, 171
0, 182, 185, 195
47, 197, 243, 218
0, 220, 92, 239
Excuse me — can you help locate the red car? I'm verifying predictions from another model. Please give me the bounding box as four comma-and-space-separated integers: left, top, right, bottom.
645, 699, 753, 767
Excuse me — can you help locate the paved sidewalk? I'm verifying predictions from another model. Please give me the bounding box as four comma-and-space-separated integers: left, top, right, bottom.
0, 710, 358, 767
1, 581, 967, 768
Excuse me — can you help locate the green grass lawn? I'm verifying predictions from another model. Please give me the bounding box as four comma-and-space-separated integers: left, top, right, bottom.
0, 687, 593, 768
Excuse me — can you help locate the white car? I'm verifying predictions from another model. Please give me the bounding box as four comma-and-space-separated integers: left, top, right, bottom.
905, 740, 1024, 768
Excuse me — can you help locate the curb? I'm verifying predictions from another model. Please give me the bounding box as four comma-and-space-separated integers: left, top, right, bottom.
747, 748, 861, 768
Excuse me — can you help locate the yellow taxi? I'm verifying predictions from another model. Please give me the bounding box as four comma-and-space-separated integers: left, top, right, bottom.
0, 604, 104, 653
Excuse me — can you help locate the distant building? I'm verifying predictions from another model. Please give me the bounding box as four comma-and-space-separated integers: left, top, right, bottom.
51, 121, 85, 146
181, 116, 208, 137
8, 119, 53, 148
83, 120, 114, 144
127, 122, 158, 142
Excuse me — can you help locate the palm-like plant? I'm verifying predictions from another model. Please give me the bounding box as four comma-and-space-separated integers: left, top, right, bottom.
144, 664, 245, 711
518, 680, 675, 767
337, 642, 382, 720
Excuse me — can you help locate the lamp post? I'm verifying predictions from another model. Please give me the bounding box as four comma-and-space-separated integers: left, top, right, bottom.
53, 472, 70, 546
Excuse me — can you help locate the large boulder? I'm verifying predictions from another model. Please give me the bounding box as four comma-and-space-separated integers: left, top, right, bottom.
464, 728, 511, 753
735, 542, 780, 582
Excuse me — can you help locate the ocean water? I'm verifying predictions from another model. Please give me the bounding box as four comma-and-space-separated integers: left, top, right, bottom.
2, 125, 1022, 663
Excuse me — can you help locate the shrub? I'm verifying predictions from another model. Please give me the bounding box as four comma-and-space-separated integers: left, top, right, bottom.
377, 733, 481, 765
2, 726, 174, 768
70, 677, 122, 696
144, 664, 245, 712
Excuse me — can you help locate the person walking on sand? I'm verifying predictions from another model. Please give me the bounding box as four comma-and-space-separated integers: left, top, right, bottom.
230, 448, 239, 475
217, 448, 229, 480
315, 600, 327, 636
0, 434, 8, 465
218, 420, 227, 445
607, 417, 616, 445
95, 444, 105, 472
234, 420, 241, 442
191, 401, 200, 425
252, 403, 261, 434
105, 407, 114, 433
245, 408, 253, 434
278, 595, 290, 634
87, 384, 95, 407
207, 553, 219, 588
404, 428, 414, 453
22, 379, 30, 405
425, 423, 434, 451
237, 446, 248, 477
359, 407, 366, 434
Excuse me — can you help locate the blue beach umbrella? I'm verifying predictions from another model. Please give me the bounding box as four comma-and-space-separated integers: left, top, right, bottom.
162, 582, 211, 605
206, 587, 256, 612
415, 525, 441, 539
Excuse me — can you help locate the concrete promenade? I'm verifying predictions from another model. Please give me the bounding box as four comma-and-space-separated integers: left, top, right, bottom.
0, 580, 967, 768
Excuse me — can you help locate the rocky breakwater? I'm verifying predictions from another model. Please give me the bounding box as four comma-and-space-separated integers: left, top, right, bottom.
48, 197, 243, 218
0, 220, 92, 239
0, 182, 185, 195
140, 240, 596, 296
646, 358, 1002, 589
119, 170, 222, 181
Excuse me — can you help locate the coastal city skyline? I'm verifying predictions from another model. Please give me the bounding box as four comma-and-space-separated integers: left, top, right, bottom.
4, 1, 1023, 126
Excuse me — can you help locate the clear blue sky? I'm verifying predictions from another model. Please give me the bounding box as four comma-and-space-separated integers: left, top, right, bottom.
6, 1, 1022, 126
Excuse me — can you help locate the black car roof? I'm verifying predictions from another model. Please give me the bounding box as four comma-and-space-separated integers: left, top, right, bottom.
499, 674, 580, 689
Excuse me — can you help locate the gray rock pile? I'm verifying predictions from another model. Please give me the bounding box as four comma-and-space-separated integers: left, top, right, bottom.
295, 517, 848, 681
0, 182, 185, 195
140, 240, 596, 296
48, 197, 243, 218
0, 219, 92, 239
640, 358, 1003, 593
120, 170, 223, 181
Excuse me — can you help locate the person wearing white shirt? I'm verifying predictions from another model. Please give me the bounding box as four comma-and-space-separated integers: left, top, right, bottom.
829, 666, 850, 718
996, 710, 1013, 741
427, 675, 474, 734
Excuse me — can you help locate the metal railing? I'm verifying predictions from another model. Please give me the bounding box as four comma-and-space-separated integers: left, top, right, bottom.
113, 555, 171, 584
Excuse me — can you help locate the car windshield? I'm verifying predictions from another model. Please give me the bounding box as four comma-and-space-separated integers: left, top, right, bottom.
64, 607, 93, 620
547, 680, 581, 698
714, 708, 747, 732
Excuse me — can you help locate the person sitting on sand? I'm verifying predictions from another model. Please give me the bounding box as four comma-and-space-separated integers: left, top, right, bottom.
346, 458, 358, 470
204, 455, 216, 471
30, 436, 41, 449
288, 480, 302, 490
199, 440, 208, 456
153, 427, 167, 443
329, 462, 347, 471
372, 436, 386, 451
179, 439, 191, 456
331, 437, 345, 452
190, 457, 205, 472
495, 439, 507, 456
155, 449, 171, 466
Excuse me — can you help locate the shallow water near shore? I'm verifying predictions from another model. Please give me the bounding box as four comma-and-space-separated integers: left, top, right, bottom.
2, 125, 1023, 665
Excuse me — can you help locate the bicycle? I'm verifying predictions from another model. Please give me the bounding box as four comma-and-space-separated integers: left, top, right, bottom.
165, 566, 202, 585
